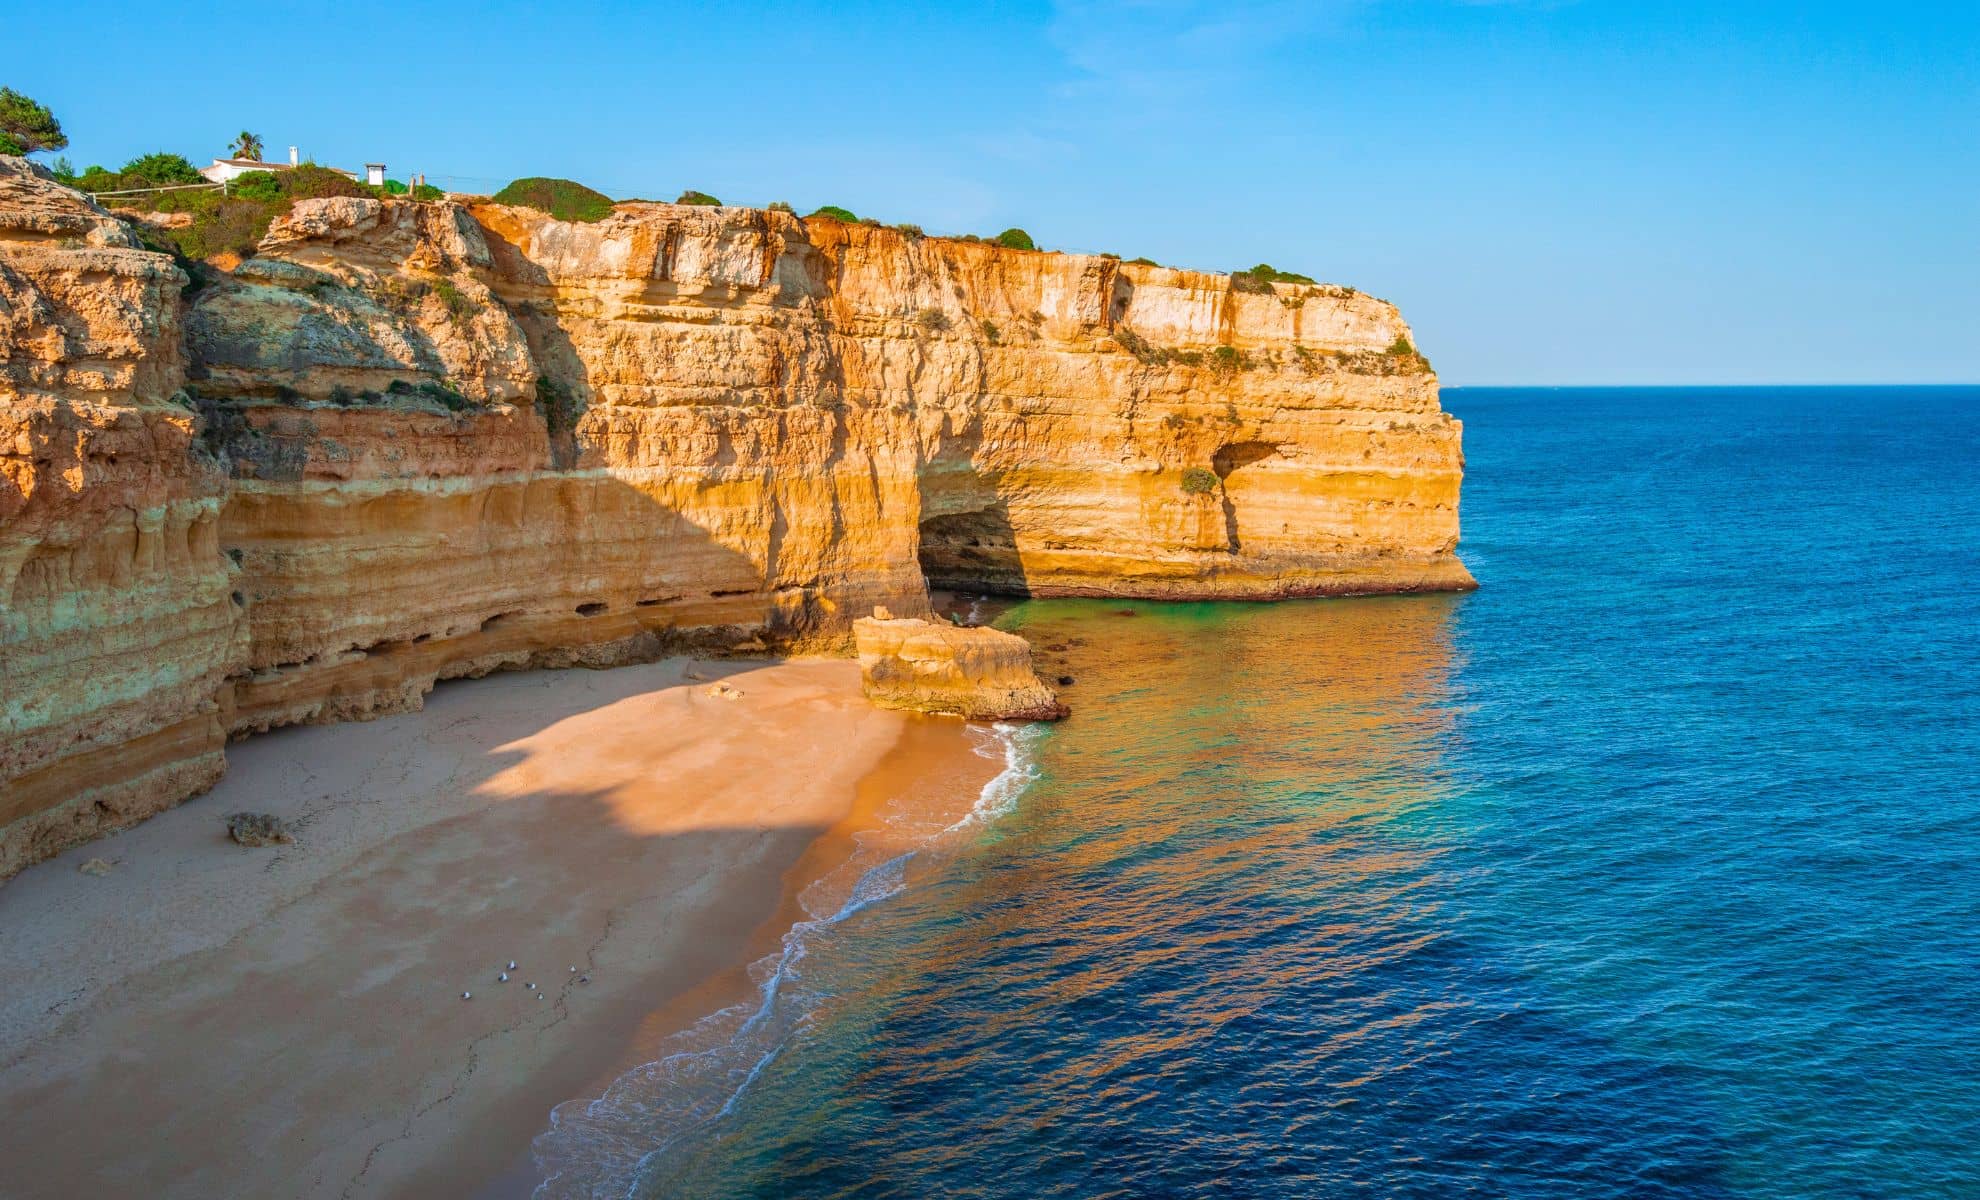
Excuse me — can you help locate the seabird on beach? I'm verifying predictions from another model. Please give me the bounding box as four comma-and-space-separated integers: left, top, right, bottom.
526, 982, 535, 990
462, 992, 472, 1000
508, 961, 517, 970
498, 973, 509, 982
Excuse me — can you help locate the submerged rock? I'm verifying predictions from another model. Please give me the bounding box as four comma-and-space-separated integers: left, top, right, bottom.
854, 613, 1067, 721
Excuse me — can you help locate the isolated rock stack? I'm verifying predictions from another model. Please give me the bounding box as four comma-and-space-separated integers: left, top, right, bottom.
853, 612, 1067, 720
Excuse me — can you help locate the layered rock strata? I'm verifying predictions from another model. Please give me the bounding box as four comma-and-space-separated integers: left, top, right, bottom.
854, 613, 1065, 721
1, 156, 1469, 874
1, 165, 246, 877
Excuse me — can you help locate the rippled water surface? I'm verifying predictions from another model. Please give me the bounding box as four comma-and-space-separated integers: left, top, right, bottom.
551, 386, 1980, 1198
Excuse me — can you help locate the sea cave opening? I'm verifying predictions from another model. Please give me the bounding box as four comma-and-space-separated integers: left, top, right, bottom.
916, 502, 1026, 598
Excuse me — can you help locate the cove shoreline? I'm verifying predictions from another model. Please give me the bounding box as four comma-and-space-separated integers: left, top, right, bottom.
0, 656, 1000, 1199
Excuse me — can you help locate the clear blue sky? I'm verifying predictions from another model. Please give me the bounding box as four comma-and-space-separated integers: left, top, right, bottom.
15, 1, 1977, 384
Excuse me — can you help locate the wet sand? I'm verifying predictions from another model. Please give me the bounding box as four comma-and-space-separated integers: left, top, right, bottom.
0, 657, 997, 1199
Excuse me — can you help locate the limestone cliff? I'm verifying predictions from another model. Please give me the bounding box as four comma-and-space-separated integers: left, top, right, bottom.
1, 164, 247, 876
0, 156, 1469, 875
855, 613, 1065, 721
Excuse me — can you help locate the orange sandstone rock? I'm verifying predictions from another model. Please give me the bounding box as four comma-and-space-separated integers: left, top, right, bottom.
0, 160, 1469, 875
854, 615, 1065, 721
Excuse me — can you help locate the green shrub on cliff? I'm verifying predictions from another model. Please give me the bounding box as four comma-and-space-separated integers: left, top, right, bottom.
101, 161, 372, 263
386, 378, 471, 411
1385, 334, 1432, 372
229, 170, 283, 202
1180, 467, 1220, 495
0, 88, 67, 156
431, 278, 474, 323
1210, 345, 1250, 375
123, 152, 204, 185
807, 205, 858, 222
534, 375, 580, 437
73, 152, 205, 194
286, 164, 372, 200
491, 177, 615, 222
994, 227, 1036, 251
676, 189, 721, 205
1231, 263, 1316, 293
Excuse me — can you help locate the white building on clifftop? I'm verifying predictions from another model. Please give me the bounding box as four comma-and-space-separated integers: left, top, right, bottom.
198, 145, 359, 185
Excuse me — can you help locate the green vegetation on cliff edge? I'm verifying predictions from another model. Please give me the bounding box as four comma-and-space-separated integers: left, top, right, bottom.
491, 177, 615, 222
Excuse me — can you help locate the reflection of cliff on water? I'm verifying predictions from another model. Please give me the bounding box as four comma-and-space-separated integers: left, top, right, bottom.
908, 594, 1464, 1012
629, 592, 1737, 1197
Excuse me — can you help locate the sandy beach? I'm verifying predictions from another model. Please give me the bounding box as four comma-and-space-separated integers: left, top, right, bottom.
0, 657, 997, 1199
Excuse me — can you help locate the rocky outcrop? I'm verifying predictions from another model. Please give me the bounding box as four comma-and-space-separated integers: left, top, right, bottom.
854, 613, 1065, 721
1, 157, 1469, 875
1, 161, 247, 877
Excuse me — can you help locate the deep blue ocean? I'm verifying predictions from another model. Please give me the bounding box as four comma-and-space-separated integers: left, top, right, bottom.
537, 386, 1980, 1198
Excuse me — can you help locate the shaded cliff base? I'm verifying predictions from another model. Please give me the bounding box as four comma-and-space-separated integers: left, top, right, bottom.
0, 658, 1000, 1200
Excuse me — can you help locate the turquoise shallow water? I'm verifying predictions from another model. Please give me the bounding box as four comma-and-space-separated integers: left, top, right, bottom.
537, 386, 1980, 1198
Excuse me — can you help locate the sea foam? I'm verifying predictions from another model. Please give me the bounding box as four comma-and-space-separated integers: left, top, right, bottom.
530, 721, 1041, 1200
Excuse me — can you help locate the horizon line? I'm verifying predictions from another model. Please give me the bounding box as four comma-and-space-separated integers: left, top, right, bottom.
1443, 381, 1980, 390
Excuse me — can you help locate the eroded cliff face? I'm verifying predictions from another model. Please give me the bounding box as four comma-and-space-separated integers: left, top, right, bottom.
0, 163, 247, 876
1, 157, 1469, 874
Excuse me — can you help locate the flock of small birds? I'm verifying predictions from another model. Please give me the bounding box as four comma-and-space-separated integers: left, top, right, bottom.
461, 961, 591, 1001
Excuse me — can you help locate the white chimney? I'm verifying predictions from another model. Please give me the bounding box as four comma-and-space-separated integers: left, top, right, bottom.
288, 146, 299, 167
